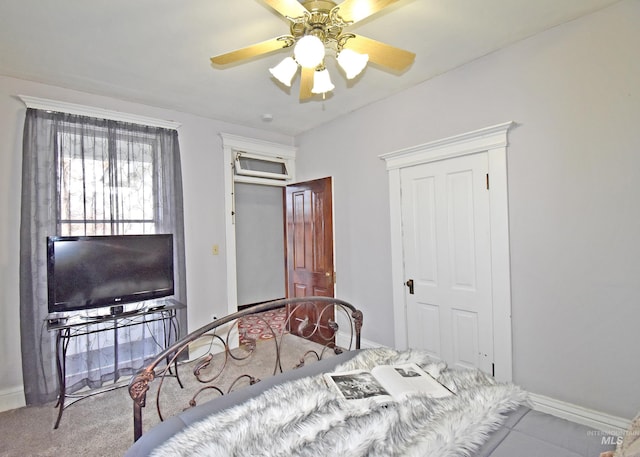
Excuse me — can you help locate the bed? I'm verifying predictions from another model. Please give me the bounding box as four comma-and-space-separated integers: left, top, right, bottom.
126, 297, 618, 457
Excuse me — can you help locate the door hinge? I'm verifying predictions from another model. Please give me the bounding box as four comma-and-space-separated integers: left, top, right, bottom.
486, 173, 490, 190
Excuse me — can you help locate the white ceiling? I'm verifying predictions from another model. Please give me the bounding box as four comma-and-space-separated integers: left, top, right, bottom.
0, 0, 620, 136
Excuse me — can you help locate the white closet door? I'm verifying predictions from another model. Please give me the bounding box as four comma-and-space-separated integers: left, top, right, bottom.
401, 151, 494, 373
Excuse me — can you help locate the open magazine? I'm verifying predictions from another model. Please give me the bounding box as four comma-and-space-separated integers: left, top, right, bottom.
324, 363, 453, 402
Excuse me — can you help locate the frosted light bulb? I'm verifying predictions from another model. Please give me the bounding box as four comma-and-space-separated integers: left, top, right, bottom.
294, 35, 325, 69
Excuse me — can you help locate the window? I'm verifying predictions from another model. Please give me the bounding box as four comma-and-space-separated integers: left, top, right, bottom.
234, 152, 290, 181
56, 124, 159, 235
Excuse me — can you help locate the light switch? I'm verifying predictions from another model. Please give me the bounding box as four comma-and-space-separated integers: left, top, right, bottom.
212, 244, 219, 255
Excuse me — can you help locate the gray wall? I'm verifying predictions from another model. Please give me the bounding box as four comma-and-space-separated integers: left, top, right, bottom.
295, 0, 639, 419
235, 183, 285, 306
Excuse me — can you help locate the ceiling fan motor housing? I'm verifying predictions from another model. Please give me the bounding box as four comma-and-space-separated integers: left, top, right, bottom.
291, 0, 346, 49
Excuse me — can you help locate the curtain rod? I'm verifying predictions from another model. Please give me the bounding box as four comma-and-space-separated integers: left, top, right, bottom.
18, 95, 181, 130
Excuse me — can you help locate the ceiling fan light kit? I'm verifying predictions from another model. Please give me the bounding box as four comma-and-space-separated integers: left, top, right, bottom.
211, 0, 415, 100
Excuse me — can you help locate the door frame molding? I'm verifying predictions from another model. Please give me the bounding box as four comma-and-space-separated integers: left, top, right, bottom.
379, 122, 515, 382
220, 133, 297, 316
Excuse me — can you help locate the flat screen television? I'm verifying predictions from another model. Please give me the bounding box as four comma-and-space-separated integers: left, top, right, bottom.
47, 234, 174, 314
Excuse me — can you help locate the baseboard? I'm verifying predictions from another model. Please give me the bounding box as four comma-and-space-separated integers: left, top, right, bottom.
336, 331, 383, 350
359, 336, 384, 349
529, 392, 629, 434
0, 386, 26, 413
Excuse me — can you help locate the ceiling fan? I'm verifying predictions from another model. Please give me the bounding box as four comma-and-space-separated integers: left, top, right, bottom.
210, 0, 415, 100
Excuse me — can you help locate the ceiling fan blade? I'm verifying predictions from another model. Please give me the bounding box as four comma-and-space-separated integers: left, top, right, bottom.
333, 0, 401, 24
299, 67, 314, 100
344, 34, 415, 71
262, 0, 308, 19
211, 36, 294, 66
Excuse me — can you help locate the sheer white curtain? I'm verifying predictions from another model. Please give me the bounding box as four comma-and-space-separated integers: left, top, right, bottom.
20, 108, 187, 404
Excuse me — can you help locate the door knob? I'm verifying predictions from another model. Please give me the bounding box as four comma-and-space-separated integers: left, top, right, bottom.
405, 279, 414, 295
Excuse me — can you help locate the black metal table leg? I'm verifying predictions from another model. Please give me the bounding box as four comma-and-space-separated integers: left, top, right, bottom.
53, 328, 68, 429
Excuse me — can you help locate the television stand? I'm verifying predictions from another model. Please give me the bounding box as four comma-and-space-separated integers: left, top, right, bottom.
46, 298, 186, 429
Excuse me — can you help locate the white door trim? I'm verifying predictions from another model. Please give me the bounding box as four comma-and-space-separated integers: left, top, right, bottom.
220, 133, 297, 316
379, 122, 515, 382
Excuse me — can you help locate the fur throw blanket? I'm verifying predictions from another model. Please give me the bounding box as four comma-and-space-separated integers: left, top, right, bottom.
152, 348, 529, 457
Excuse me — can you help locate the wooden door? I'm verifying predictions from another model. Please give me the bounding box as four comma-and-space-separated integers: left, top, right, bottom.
401, 152, 494, 373
284, 177, 335, 345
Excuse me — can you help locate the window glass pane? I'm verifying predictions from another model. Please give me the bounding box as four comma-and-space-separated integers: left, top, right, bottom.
113, 139, 155, 223
56, 126, 157, 237
237, 156, 287, 175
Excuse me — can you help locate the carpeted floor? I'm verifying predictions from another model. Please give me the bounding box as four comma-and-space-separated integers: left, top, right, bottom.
0, 334, 328, 457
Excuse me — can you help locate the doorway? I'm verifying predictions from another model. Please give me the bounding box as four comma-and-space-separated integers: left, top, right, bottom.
234, 182, 285, 308
380, 122, 514, 381
221, 135, 336, 320
221, 133, 297, 317
234, 176, 336, 307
